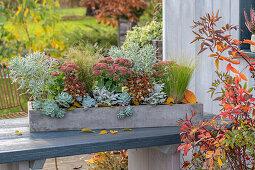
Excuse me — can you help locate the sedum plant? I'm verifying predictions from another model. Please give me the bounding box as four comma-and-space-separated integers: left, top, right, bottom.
122, 21, 163, 49
93, 86, 119, 106
9, 52, 60, 101
108, 43, 157, 73
55, 92, 74, 108
92, 57, 133, 92
144, 83, 166, 105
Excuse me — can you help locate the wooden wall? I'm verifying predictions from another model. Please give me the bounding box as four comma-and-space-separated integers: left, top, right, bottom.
163, 0, 255, 114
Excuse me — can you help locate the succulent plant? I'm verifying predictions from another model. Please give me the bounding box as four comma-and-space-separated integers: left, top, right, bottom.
55, 92, 74, 108
33, 100, 42, 110
125, 105, 134, 117
117, 92, 131, 105
117, 108, 126, 120
117, 105, 134, 119
93, 86, 119, 106
76, 96, 83, 102
56, 108, 67, 119
82, 95, 97, 109
42, 99, 59, 117
144, 83, 166, 105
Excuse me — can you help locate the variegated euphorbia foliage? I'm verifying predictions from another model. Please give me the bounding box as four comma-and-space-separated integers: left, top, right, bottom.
178, 11, 255, 170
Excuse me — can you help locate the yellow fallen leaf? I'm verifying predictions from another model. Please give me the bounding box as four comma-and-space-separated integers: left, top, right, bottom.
122, 128, 132, 131
74, 101, 82, 108
81, 128, 96, 133
110, 130, 118, 134
185, 90, 197, 103
14, 130, 22, 135
132, 99, 139, 106
99, 130, 108, 134
164, 97, 174, 105
67, 106, 76, 111
182, 98, 189, 104
97, 104, 115, 107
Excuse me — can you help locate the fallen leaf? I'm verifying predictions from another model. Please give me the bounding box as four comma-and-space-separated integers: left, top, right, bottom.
185, 90, 197, 103
164, 97, 174, 105
182, 98, 189, 104
67, 106, 77, 111
132, 99, 139, 106
122, 128, 132, 131
99, 130, 108, 134
14, 130, 22, 135
110, 130, 118, 134
97, 104, 114, 107
81, 128, 96, 133
74, 101, 82, 108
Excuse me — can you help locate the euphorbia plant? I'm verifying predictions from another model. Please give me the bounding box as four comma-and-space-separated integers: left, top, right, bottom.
178, 11, 255, 170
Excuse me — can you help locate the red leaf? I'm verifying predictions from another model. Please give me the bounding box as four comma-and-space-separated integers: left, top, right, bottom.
230, 67, 239, 74
226, 63, 232, 72
177, 144, 185, 151
184, 143, 191, 155
223, 104, 233, 110
239, 73, 248, 81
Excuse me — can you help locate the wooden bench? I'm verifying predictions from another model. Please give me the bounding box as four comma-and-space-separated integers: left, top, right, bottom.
0, 118, 182, 170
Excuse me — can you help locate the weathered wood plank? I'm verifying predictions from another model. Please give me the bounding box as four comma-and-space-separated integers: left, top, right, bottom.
0, 118, 181, 164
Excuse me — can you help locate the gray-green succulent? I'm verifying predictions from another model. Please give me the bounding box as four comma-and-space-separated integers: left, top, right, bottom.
55, 92, 74, 108
117, 105, 134, 120
82, 95, 97, 109
117, 92, 131, 105
56, 108, 67, 119
42, 99, 59, 118
93, 86, 119, 106
33, 100, 42, 110
144, 83, 166, 105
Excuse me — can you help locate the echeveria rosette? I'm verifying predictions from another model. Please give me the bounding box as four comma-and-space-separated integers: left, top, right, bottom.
32, 100, 42, 110
117, 92, 131, 105
56, 108, 67, 119
42, 99, 59, 118
82, 96, 98, 109
117, 105, 134, 119
55, 92, 74, 108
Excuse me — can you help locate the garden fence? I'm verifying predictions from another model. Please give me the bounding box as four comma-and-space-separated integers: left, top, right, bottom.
0, 63, 24, 112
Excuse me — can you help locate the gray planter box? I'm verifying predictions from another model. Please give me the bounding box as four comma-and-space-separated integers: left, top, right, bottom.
28, 103, 203, 132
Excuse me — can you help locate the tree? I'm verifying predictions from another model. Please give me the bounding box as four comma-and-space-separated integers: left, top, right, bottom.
81, 0, 147, 27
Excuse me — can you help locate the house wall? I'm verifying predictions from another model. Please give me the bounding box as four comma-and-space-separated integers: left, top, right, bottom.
163, 0, 255, 115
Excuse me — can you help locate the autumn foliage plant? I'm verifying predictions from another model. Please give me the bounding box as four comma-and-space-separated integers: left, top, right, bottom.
81, 0, 147, 27
178, 11, 255, 170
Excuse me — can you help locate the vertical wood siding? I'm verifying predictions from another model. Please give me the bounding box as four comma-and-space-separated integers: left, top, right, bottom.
163, 0, 254, 114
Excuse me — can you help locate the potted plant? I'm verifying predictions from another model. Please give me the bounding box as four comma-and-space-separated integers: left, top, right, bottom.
244, 8, 255, 52
9, 49, 202, 132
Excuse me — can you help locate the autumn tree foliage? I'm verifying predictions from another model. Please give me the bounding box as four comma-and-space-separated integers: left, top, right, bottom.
178, 11, 255, 170
81, 0, 147, 27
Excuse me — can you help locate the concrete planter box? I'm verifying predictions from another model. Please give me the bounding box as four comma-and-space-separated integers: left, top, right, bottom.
28, 103, 203, 132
